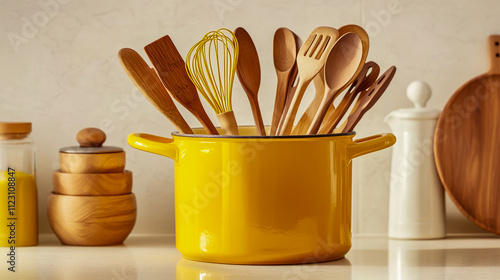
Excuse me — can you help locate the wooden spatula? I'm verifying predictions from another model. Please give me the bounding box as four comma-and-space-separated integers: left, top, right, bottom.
144, 35, 218, 135
319, 61, 380, 134
277, 26, 339, 135
118, 48, 193, 134
339, 66, 396, 133
234, 27, 265, 135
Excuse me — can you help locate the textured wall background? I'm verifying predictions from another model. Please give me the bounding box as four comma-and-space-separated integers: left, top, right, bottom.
1, 0, 496, 235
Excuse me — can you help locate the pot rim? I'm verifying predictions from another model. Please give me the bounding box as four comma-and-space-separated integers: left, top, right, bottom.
172, 126, 355, 139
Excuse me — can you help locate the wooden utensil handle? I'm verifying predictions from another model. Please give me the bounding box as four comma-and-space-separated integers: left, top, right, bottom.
270, 72, 289, 135
194, 110, 219, 135
278, 79, 309, 135
488, 35, 500, 74
217, 111, 239, 135
249, 97, 266, 136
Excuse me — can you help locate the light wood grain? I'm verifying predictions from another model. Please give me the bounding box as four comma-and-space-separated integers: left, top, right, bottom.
319, 61, 380, 134
47, 193, 136, 245
59, 152, 125, 174
235, 27, 265, 136
271, 27, 297, 136
118, 48, 193, 134
278, 27, 339, 135
76, 128, 106, 147
144, 35, 218, 135
216, 111, 239, 135
276, 58, 299, 135
307, 33, 364, 134
434, 35, 500, 235
303, 24, 370, 133
340, 66, 396, 133
53, 170, 132, 196
291, 69, 325, 135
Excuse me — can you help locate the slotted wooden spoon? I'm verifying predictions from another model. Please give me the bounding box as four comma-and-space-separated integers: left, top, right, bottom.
307, 32, 365, 135
278, 26, 339, 135
234, 27, 265, 135
319, 61, 380, 134
339, 65, 396, 133
118, 48, 193, 134
144, 35, 218, 135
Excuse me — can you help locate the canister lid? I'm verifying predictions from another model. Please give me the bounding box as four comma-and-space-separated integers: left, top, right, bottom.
0, 122, 32, 134
390, 80, 441, 119
59, 128, 123, 154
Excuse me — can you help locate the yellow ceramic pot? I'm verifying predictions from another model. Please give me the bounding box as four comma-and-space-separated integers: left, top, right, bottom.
128, 127, 395, 264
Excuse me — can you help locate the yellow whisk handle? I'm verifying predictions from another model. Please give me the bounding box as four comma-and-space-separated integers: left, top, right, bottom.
216, 111, 239, 135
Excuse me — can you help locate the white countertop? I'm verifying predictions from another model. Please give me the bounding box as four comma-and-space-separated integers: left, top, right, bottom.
2, 234, 500, 279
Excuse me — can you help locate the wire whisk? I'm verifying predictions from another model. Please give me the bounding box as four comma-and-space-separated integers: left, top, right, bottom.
186, 28, 240, 135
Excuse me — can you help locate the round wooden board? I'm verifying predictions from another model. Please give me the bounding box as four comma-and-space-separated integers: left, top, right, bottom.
434, 35, 500, 235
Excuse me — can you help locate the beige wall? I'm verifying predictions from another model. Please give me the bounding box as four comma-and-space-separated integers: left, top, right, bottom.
1, 0, 494, 235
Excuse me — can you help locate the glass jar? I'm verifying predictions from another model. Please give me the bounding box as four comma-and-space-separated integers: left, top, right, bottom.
0, 122, 38, 246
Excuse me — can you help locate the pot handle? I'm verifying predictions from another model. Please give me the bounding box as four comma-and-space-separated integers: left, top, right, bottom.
127, 133, 178, 161
347, 133, 396, 160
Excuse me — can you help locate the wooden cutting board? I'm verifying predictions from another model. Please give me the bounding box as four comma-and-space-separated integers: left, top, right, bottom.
434, 35, 500, 235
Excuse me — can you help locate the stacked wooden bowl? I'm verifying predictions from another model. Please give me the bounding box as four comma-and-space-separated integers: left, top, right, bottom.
48, 128, 136, 246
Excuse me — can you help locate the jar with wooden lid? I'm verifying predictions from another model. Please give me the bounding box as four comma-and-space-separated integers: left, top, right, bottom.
0, 122, 38, 246
48, 128, 136, 246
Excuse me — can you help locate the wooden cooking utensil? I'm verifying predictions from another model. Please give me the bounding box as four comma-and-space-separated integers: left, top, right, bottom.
291, 69, 326, 135
319, 61, 380, 134
144, 35, 218, 135
307, 32, 365, 135
434, 35, 500, 235
278, 26, 339, 135
186, 29, 239, 135
292, 28, 340, 135
118, 48, 193, 134
234, 27, 265, 135
339, 65, 397, 133
271, 27, 297, 136
276, 68, 298, 135
320, 25, 370, 128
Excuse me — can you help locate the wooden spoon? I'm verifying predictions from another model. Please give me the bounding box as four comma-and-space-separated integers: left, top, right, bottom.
235, 27, 265, 136
307, 32, 365, 135
276, 68, 298, 135
319, 25, 370, 130
118, 48, 193, 134
340, 66, 397, 133
319, 61, 380, 134
144, 35, 218, 135
278, 26, 340, 135
270, 27, 297, 136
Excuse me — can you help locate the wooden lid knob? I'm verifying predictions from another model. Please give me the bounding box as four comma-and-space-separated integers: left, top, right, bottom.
76, 128, 106, 147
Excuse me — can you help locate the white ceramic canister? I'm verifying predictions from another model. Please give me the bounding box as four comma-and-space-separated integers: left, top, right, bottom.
385, 81, 445, 239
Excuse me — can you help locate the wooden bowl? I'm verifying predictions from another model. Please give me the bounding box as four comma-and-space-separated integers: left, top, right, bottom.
59, 152, 126, 174
47, 193, 136, 246
53, 170, 132, 196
